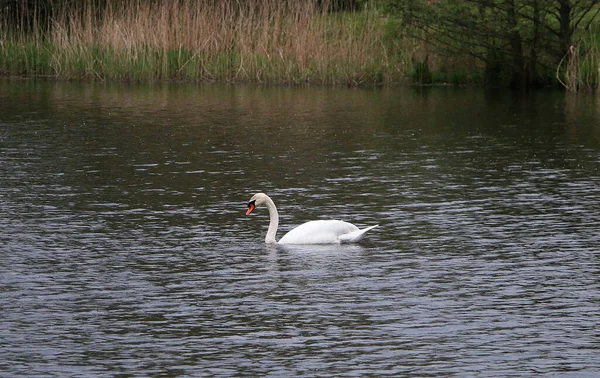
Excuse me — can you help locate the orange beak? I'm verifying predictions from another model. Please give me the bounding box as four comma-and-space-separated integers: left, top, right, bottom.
246, 203, 255, 215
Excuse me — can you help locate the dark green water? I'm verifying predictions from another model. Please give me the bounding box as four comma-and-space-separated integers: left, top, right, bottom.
1, 79, 599, 376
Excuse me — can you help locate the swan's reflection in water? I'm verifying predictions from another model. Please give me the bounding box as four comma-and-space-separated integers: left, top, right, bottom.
263, 243, 368, 277
274, 243, 364, 255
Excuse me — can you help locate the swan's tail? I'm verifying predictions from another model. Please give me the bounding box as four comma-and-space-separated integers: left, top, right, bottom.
339, 224, 379, 243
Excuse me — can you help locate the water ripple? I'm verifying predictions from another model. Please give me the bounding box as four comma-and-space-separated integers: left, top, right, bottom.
1, 84, 599, 376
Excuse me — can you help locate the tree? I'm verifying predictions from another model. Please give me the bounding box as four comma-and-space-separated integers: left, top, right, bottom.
386, 0, 600, 87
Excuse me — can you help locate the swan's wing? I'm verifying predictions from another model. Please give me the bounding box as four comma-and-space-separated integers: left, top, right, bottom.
279, 220, 359, 244
338, 224, 379, 243
278, 220, 378, 244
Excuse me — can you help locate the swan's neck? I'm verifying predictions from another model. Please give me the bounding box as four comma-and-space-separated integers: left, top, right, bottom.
264, 196, 279, 244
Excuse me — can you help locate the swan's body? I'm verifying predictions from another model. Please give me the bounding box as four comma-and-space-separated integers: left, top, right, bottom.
246, 193, 378, 244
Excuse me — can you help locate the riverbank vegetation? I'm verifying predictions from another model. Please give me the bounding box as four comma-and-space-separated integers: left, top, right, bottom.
1, 0, 599, 91
0, 0, 405, 84
391, 0, 600, 92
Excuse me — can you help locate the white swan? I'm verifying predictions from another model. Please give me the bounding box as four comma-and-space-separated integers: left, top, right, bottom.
246, 193, 378, 244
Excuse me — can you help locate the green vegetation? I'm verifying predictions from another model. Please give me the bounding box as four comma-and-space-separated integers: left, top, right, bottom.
0, 0, 407, 84
384, 0, 600, 92
1, 0, 599, 91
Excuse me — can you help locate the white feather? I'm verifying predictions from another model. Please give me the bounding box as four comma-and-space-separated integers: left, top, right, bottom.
246, 193, 378, 244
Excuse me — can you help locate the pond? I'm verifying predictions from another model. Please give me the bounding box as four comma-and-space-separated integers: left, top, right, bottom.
1, 79, 599, 376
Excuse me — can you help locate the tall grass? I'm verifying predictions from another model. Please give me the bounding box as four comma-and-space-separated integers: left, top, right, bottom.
1, 0, 404, 84
557, 25, 600, 93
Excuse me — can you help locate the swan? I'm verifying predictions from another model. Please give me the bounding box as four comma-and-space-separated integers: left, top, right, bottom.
245, 193, 378, 244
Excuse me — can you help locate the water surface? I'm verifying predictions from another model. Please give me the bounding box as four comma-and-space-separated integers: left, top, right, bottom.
1, 80, 599, 376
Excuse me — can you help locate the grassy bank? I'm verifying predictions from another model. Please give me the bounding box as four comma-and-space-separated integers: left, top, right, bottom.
558, 25, 600, 93
0, 0, 412, 84
5, 1, 597, 89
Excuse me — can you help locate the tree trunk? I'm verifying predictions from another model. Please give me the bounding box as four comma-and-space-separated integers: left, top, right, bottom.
506, 0, 526, 87
558, 0, 573, 59
528, 0, 540, 85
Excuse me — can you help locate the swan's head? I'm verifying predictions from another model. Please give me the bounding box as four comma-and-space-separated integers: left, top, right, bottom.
246, 193, 269, 215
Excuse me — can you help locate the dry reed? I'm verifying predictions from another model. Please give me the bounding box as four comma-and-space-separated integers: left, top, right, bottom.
556, 24, 600, 93
1, 0, 399, 84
